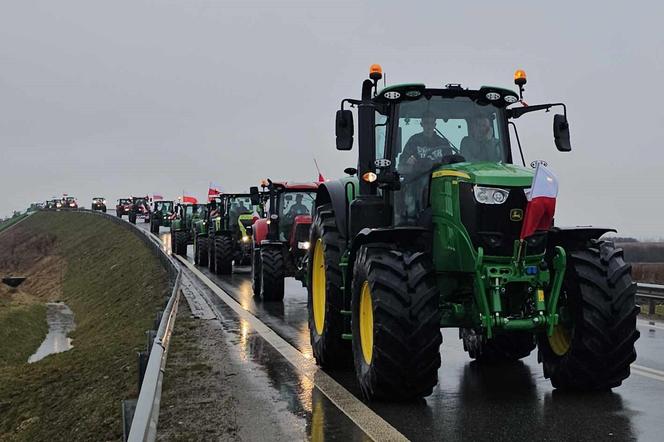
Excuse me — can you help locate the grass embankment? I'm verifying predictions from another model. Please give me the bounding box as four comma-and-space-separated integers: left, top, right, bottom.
0, 212, 169, 441
0, 214, 28, 234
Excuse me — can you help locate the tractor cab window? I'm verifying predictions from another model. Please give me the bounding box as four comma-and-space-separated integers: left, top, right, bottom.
156, 201, 173, 212
228, 197, 252, 226
393, 95, 509, 225
278, 191, 316, 240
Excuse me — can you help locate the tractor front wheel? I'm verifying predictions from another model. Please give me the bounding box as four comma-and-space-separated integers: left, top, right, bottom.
307, 204, 351, 368
196, 236, 209, 267
351, 244, 442, 401
215, 235, 233, 275
150, 219, 159, 235
251, 244, 261, 295
128, 212, 136, 224
173, 231, 188, 257
538, 240, 639, 390
260, 246, 284, 301
208, 237, 217, 273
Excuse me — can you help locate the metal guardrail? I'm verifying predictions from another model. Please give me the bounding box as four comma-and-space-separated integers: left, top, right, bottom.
637, 283, 664, 315
41, 208, 180, 441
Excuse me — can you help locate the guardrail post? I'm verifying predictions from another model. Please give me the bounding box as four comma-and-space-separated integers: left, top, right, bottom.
650, 299, 656, 315
137, 351, 149, 392
122, 399, 137, 442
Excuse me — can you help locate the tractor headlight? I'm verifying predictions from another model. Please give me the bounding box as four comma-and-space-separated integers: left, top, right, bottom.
242, 235, 249, 242
473, 186, 509, 205
298, 241, 310, 250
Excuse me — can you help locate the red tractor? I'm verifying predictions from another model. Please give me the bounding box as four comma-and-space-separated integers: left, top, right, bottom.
248, 180, 318, 301
116, 198, 132, 217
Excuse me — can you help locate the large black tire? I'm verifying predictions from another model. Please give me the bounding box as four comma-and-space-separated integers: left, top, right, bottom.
538, 240, 639, 390
116, 211, 122, 218
260, 246, 284, 301
144, 216, 150, 223
461, 329, 535, 362
173, 231, 187, 257
208, 236, 216, 273
128, 212, 136, 224
214, 235, 233, 275
307, 204, 352, 368
351, 244, 442, 401
150, 219, 159, 235
251, 244, 261, 295
195, 236, 209, 267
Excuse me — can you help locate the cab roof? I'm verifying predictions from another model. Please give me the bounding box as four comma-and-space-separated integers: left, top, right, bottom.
272, 182, 319, 191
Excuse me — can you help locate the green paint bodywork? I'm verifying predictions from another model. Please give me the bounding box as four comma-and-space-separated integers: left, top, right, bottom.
337, 161, 565, 337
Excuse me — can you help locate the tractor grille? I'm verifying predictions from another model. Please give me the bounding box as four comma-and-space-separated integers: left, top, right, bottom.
458, 182, 536, 256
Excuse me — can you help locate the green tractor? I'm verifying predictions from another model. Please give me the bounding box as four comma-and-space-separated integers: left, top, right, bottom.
170, 203, 208, 257
149, 200, 174, 235
206, 193, 257, 275
307, 65, 639, 401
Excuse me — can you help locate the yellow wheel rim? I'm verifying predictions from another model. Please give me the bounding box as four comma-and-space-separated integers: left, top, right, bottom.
312, 238, 326, 335
548, 325, 571, 356
359, 281, 374, 365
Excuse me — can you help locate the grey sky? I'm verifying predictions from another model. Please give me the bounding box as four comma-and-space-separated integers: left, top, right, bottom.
1, 1, 662, 237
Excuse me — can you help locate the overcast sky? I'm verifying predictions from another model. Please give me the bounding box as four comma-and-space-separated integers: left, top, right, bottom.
1, 0, 662, 238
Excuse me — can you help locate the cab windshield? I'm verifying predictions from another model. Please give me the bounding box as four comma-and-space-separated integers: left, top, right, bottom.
155, 201, 173, 212
278, 191, 315, 240
227, 196, 252, 226
394, 95, 509, 168
391, 95, 510, 226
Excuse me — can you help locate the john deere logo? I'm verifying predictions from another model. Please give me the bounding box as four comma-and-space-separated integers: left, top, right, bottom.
510, 209, 523, 221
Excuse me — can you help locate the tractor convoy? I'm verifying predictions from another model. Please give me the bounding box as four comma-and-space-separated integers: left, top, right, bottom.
38, 66, 640, 403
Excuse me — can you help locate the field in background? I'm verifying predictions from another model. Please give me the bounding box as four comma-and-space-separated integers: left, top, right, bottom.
0, 212, 168, 441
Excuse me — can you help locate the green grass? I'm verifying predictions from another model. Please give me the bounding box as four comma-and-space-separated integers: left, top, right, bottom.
0, 212, 169, 441
0, 304, 47, 367
0, 214, 28, 235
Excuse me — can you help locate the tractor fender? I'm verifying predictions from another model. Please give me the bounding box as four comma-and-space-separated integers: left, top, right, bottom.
315, 180, 353, 240
253, 218, 269, 245
345, 227, 431, 285
547, 226, 617, 252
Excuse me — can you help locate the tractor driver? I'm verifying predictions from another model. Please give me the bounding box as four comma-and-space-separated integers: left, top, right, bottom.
460, 116, 503, 162
286, 194, 310, 219
398, 111, 453, 176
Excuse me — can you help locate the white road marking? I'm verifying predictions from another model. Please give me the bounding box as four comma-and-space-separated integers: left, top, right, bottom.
174, 255, 409, 442
632, 364, 664, 383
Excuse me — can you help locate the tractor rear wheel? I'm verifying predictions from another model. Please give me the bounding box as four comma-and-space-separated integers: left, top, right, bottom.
173, 231, 187, 257
196, 236, 209, 267
260, 246, 284, 301
351, 244, 442, 401
538, 240, 639, 390
307, 204, 352, 368
251, 244, 261, 295
461, 329, 535, 361
128, 212, 136, 224
215, 235, 233, 275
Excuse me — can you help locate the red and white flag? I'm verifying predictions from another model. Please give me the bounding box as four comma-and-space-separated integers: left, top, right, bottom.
153, 194, 163, 201
520, 163, 558, 239
208, 183, 222, 201
182, 195, 198, 204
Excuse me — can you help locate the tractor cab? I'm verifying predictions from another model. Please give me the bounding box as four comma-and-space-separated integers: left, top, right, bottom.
91, 197, 107, 212
149, 200, 174, 234
128, 196, 151, 224
64, 196, 78, 209
307, 65, 638, 401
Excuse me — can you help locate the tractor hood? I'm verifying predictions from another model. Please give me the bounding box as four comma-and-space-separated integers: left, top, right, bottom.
433, 162, 534, 187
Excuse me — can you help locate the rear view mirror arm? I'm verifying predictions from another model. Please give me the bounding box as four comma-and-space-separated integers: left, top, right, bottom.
508, 102, 566, 119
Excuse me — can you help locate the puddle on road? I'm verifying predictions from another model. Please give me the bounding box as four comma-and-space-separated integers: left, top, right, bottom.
28, 302, 75, 363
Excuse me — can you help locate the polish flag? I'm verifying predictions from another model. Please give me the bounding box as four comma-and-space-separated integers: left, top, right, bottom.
520, 163, 558, 239
182, 195, 198, 204
208, 183, 221, 201
153, 194, 163, 201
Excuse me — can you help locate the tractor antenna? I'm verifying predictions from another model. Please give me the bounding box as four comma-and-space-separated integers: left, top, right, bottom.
313, 158, 324, 182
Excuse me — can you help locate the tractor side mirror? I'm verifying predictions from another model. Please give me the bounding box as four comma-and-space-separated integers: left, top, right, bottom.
336, 109, 354, 151
249, 186, 260, 205
553, 114, 571, 152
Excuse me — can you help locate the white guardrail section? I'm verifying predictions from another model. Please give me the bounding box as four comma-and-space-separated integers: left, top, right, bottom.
48, 208, 181, 442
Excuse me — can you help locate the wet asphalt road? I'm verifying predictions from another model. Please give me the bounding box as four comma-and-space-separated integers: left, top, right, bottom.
143, 223, 664, 441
